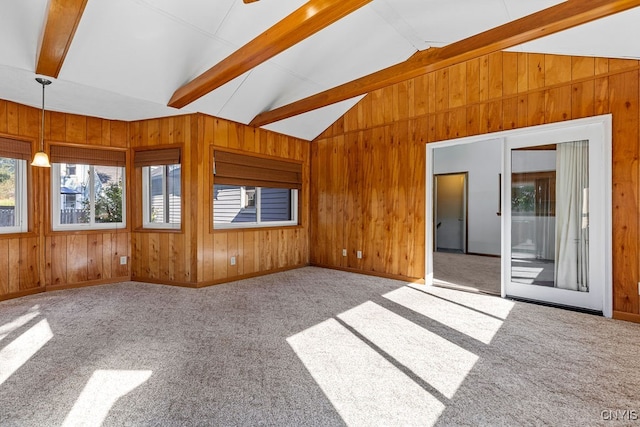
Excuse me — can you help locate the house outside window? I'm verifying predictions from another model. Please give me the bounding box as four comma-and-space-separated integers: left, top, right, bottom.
214, 185, 297, 227
240, 186, 256, 210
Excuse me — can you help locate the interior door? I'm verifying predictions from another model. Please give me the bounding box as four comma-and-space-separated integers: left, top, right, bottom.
503, 124, 608, 313
435, 173, 467, 253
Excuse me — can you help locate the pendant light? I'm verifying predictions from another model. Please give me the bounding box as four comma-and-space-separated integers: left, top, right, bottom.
32, 77, 52, 168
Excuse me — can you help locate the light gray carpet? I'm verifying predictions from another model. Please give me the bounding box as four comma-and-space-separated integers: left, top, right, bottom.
433, 252, 501, 295
1, 267, 639, 426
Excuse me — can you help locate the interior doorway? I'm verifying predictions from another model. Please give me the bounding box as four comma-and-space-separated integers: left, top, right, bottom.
430, 140, 502, 295
434, 173, 467, 254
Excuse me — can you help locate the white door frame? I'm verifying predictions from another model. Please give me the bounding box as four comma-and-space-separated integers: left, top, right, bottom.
425, 115, 612, 317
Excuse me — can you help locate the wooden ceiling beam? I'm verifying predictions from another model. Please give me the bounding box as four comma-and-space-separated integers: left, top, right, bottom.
250, 0, 640, 127
36, 0, 89, 78
168, 0, 372, 109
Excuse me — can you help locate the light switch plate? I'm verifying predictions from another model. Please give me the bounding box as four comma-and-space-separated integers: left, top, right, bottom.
120, 256, 127, 265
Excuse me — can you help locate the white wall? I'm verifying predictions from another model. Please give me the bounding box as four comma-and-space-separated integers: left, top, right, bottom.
433, 139, 502, 255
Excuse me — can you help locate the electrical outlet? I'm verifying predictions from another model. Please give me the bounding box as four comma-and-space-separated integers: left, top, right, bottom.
342, 249, 347, 257
357, 250, 363, 259
120, 256, 127, 265
230, 256, 236, 266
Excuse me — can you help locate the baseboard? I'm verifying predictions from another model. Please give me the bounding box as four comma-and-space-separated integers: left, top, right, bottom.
3, 264, 421, 302
46, 276, 131, 292
196, 264, 309, 288
613, 310, 640, 324
310, 263, 424, 284
4, 265, 313, 300
0, 287, 45, 302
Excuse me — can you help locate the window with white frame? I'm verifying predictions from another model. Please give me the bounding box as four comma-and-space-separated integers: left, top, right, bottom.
214, 185, 297, 227
135, 147, 182, 230
51, 146, 126, 230
142, 165, 181, 228
213, 150, 300, 229
0, 138, 30, 233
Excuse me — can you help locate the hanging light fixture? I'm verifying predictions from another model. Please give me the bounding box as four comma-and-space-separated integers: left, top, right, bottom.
32, 77, 52, 168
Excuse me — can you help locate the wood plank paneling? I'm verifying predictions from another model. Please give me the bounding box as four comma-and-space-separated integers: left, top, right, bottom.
0, 100, 130, 298
609, 70, 639, 315
8, 239, 20, 293
129, 113, 309, 287
0, 240, 8, 294
311, 52, 640, 321
87, 234, 103, 280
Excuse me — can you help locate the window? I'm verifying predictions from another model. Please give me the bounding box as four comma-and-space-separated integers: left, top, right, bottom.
0, 138, 30, 234
240, 186, 256, 210
214, 185, 297, 227
51, 146, 126, 230
213, 150, 301, 229
142, 165, 181, 228
135, 148, 182, 230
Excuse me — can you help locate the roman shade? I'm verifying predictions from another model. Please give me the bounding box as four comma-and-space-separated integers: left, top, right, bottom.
0, 137, 31, 161
50, 145, 126, 167
134, 148, 181, 167
214, 150, 302, 190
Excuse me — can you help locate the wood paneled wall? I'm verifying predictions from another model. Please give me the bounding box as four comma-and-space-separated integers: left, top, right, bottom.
129, 113, 310, 287
1, 101, 309, 300
199, 115, 310, 285
129, 115, 198, 284
313, 52, 640, 321
0, 100, 130, 301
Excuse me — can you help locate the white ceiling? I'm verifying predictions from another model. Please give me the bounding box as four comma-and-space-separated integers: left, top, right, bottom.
0, 0, 639, 141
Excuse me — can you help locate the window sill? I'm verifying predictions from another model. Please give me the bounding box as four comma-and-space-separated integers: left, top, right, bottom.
47, 227, 130, 237
212, 224, 303, 233
134, 226, 183, 234
0, 230, 37, 239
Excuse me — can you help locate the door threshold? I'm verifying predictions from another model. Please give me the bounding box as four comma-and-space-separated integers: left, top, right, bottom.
506, 295, 603, 316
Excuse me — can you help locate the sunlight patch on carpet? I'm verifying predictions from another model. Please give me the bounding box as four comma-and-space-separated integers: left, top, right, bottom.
0, 318, 53, 385
0, 306, 41, 342
62, 370, 152, 427
337, 301, 478, 399
383, 287, 504, 344
408, 284, 515, 320
288, 318, 445, 426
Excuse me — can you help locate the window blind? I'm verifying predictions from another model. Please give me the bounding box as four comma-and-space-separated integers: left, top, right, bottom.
50, 145, 126, 167
0, 137, 31, 161
134, 148, 181, 167
213, 150, 302, 189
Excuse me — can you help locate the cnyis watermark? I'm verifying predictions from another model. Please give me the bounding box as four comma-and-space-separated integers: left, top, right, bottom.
601, 409, 639, 421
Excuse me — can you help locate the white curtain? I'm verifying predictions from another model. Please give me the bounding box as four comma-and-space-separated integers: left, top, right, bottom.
534, 177, 555, 261
554, 140, 589, 292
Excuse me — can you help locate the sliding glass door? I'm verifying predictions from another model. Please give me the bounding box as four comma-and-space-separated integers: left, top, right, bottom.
503, 123, 608, 313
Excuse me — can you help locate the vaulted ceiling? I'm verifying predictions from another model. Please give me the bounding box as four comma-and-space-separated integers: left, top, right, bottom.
1, 0, 640, 141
